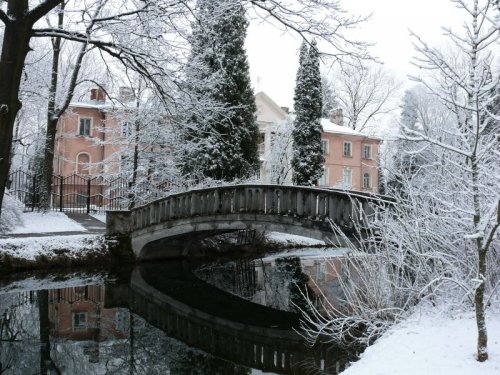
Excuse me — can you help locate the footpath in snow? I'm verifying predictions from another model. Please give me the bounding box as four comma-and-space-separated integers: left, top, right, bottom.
6, 211, 87, 234
341, 310, 500, 375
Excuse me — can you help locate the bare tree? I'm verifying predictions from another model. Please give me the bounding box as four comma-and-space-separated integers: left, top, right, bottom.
301, 2, 499, 362
331, 61, 400, 131
0, 0, 371, 216
262, 118, 294, 185
39, 1, 92, 209
407, 0, 500, 361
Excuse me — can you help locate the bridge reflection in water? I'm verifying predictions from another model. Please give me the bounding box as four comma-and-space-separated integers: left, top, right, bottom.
0, 258, 352, 374
123, 261, 351, 374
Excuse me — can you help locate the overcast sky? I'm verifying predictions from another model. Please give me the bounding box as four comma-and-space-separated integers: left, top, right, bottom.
246, 0, 466, 110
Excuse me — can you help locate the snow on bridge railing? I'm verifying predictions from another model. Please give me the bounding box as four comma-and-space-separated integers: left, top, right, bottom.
106, 184, 393, 235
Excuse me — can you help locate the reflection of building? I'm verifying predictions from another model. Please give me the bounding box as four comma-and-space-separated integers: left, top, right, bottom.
300, 256, 348, 311
250, 255, 352, 313
49, 285, 128, 341
48, 285, 129, 364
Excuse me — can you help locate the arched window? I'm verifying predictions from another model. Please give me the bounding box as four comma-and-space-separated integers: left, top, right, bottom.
363, 172, 371, 189
76, 153, 91, 174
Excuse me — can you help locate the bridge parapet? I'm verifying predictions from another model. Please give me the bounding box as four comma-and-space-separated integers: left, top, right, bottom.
108, 185, 387, 237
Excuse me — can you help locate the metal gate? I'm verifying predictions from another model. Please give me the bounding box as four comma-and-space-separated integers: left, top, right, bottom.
7, 170, 130, 214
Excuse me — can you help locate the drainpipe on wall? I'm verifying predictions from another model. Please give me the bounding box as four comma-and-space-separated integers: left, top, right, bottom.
100, 110, 106, 176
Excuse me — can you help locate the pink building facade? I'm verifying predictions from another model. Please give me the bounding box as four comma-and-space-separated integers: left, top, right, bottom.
53, 89, 122, 177
54, 90, 381, 194
319, 118, 381, 192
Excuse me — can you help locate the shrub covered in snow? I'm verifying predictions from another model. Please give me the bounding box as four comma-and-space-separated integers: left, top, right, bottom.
0, 191, 24, 233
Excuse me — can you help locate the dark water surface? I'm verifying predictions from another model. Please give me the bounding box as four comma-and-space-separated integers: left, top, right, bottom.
0, 253, 352, 374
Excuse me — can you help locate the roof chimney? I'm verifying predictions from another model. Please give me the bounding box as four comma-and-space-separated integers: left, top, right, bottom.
330, 108, 344, 126
90, 87, 106, 103
280, 106, 289, 114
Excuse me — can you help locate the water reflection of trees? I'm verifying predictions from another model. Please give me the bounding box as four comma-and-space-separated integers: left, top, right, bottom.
194, 254, 357, 323
265, 257, 316, 314
0, 292, 40, 374
0, 285, 251, 374
194, 259, 258, 299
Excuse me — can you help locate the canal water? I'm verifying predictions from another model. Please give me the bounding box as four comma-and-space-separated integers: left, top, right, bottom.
0, 251, 354, 374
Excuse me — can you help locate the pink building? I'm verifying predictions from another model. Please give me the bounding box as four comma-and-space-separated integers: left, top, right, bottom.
54, 90, 381, 194
53, 88, 123, 176
319, 114, 381, 192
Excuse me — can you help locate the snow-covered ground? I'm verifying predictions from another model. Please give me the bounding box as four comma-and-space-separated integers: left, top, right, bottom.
6, 211, 86, 234
90, 212, 106, 223
341, 309, 500, 375
265, 231, 326, 246
0, 273, 107, 295
262, 247, 354, 261
0, 210, 110, 269
0, 234, 106, 260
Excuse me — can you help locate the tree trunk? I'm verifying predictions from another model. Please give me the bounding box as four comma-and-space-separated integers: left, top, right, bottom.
39, 1, 64, 211
38, 289, 50, 374
128, 125, 140, 210
0, 2, 32, 214
40, 117, 59, 210
0, 0, 61, 215
475, 247, 488, 361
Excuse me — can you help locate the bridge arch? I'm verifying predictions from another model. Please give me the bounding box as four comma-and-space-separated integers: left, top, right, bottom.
107, 184, 389, 259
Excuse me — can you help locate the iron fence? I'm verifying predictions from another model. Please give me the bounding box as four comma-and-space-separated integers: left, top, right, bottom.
6, 170, 173, 214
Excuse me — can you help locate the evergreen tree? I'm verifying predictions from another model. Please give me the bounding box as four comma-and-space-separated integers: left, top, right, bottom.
181, 0, 258, 181
292, 41, 324, 186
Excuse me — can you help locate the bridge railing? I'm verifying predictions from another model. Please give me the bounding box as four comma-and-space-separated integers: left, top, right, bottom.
108, 185, 390, 235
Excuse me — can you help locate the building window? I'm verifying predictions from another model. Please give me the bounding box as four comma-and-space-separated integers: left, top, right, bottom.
321, 139, 329, 155
363, 144, 372, 159
318, 166, 328, 186
343, 168, 352, 188
76, 153, 91, 174
258, 132, 265, 154
343, 141, 352, 157
315, 262, 326, 282
121, 121, 132, 138
363, 172, 371, 189
270, 131, 277, 147
115, 310, 129, 333
79, 118, 91, 136
73, 312, 87, 330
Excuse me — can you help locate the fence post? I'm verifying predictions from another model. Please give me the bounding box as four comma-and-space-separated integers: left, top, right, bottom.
59, 176, 64, 212
87, 178, 91, 214
32, 175, 36, 212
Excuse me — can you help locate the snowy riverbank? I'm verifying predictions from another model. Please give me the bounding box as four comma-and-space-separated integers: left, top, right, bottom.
341, 308, 500, 375
0, 234, 115, 271
0, 210, 130, 271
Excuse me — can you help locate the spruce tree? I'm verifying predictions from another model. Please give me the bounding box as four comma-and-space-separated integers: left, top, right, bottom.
182, 0, 258, 181
292, 41, 324, 186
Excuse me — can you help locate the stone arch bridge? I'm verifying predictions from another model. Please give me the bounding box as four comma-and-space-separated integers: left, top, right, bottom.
106, 184, 391, 259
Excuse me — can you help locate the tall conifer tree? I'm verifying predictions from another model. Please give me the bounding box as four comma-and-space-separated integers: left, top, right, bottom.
182, 0, 258, 181
292, 41, 324, 186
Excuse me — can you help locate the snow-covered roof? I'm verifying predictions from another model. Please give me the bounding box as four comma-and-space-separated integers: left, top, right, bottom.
321, 118, 381, 140
69, 101, 114, 110
69, 100, 136, 111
